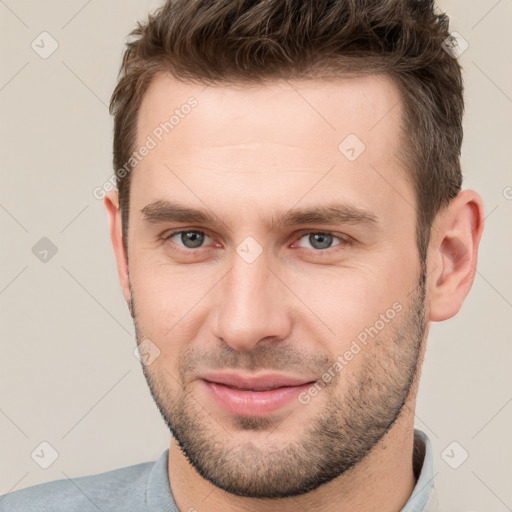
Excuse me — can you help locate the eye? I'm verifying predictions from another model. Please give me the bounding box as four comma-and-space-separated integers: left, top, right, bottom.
160, 229, 351, 254
164, 230, 213, 249
295, 231, 350, 250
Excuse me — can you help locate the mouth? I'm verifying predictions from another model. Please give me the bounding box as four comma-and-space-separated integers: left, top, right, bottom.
199, 372, 316, 416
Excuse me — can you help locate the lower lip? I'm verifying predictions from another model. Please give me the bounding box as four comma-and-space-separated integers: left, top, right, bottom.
201, 380, 314, 416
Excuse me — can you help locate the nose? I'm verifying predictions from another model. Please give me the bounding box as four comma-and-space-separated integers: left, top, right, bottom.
212, 251, 293, 352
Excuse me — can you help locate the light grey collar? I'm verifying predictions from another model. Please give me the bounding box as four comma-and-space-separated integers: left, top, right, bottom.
401, 429, 438, 512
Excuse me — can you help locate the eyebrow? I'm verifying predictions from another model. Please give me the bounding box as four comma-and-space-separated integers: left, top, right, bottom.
140, 200, 379, 231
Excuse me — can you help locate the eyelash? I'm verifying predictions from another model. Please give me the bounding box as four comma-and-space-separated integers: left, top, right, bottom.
159, 228, 353, 254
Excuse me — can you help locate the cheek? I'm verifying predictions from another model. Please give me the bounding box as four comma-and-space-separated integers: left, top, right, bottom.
129, 259, 218, 341
287, 259, 413, 349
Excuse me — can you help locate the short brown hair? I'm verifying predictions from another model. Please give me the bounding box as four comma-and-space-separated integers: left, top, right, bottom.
109, 0, 463, 262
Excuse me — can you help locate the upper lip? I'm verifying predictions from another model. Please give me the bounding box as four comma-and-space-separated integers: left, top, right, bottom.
200, 372, 316, 391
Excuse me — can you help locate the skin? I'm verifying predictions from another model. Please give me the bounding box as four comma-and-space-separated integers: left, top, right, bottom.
105, 73, 484, 512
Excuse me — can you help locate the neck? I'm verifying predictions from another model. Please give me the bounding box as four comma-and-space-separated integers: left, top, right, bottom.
167, 415, 418, 512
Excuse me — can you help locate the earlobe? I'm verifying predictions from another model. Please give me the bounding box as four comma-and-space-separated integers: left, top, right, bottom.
104, 191, 131, 306
428, 190, 485, 322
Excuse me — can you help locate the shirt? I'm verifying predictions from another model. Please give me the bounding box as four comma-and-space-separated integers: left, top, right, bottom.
0, 429, 437, 511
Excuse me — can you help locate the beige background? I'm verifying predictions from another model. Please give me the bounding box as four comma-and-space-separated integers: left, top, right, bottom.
0, 1, 511, 510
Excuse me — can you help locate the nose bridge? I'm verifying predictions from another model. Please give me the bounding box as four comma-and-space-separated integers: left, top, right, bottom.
213, 251, 291, 351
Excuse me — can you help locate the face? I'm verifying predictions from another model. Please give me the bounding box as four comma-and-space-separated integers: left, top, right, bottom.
121, 74, 429, 498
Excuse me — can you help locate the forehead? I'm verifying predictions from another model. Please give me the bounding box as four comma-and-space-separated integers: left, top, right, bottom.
137, 73, 404, 158
131, 72, 413, 226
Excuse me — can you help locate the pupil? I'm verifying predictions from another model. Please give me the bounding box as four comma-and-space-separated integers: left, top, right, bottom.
310, 233, 332, 250
182, 231, 204, 248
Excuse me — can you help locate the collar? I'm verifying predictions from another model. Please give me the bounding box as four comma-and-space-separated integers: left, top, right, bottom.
401, 429, 438, 512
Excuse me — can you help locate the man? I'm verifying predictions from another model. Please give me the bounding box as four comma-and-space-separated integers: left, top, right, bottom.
1, 0, 484, 511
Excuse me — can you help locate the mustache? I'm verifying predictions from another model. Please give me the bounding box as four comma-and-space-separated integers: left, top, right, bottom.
178, 342, 331, 376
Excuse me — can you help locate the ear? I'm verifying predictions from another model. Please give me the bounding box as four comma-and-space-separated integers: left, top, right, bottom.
104, 191, 131, 308
427, 189, 485, 321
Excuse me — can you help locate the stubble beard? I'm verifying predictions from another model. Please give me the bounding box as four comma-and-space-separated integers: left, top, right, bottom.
132, 269, 428, 498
